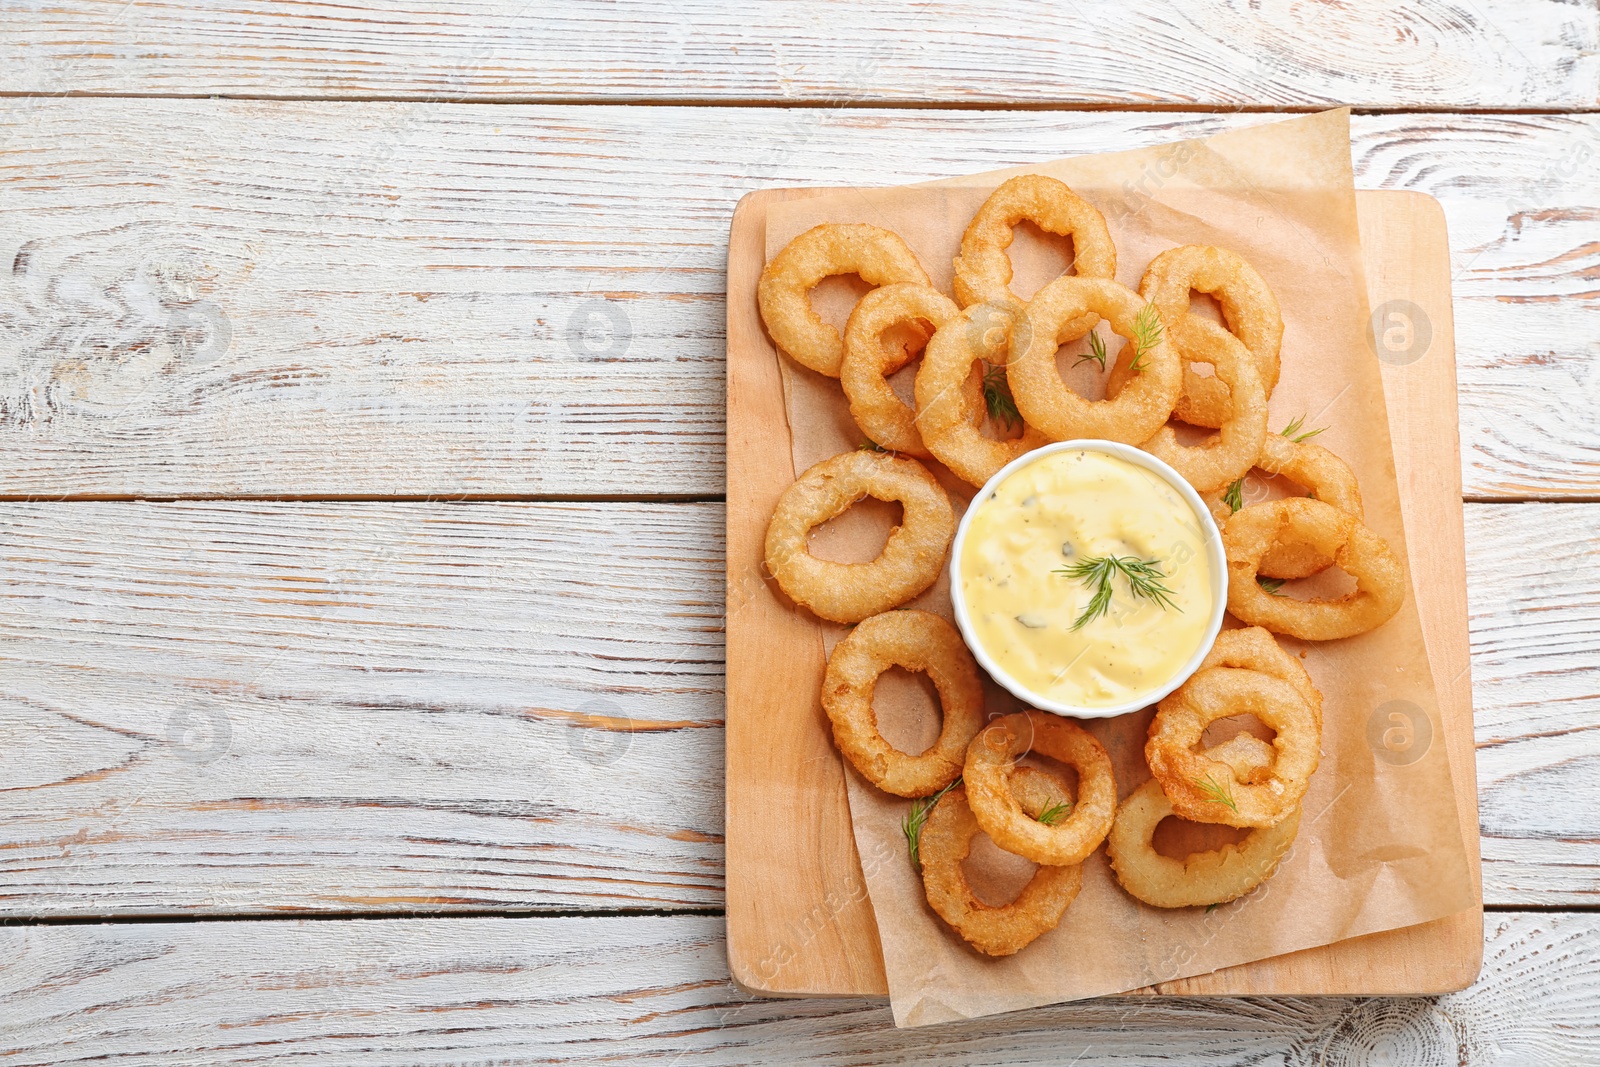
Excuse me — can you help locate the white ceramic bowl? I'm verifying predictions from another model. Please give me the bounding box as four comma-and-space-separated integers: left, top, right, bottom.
949, 439, 1227, 720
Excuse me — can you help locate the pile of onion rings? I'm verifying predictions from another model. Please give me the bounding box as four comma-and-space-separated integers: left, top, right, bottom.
752, 177, 1415, 947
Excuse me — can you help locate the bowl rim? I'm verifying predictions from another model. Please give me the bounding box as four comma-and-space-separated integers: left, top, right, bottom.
948, 439, 1228, 720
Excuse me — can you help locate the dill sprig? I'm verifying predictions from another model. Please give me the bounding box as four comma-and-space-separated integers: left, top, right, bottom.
903, 779, 960, 868
1257, 576, 1287, 596
1222, 477, 1245, 514
1074, 329, 1109, 371
1280, 415, 1326, 444
1054, 554, 1180, 631
1192, 773, 1239, 815
1126, 304, 1164, 374
1036, 799, 1073, 826
982, 362, 1022, 431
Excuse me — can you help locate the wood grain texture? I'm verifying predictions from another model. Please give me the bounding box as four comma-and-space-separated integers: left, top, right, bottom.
1, 912, 1596, 1064
2, 0, 1596, 109
0, 102, 1594, 497
1468, 502, 1600, 905
0, 497, 1590, 916
0, 501, 727, 914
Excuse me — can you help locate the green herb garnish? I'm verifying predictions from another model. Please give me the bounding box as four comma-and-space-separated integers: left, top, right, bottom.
1036, 799, 1073, 826
1054, 555, 1180, 631
1257, 576, 1287, 596
1280, 415, 1326, 444
982, 362, 1022, 431
1192, 773, 1239, 815
859, 440, 887, 453
1222, 477, 1245, 514
1126, 304, 1164, 374
903, 779, 960, 868
1074, 329, 1109, 371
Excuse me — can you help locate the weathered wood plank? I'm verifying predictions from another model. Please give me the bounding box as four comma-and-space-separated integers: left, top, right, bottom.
1467, 503, 1600, 904
2, 0, 1595, 109
0, 102, 1593, 498
0, 501, 727, 914
0, 499, 1593, 914
1, 912, 1596, 1064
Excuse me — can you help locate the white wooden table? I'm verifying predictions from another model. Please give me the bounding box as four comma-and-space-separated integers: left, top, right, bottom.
0, 3, 1597, 1063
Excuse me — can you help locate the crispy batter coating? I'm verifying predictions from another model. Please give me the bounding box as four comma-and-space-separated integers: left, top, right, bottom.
964, 710, 1117, 866
951, 174, 1116, 309
1224, 498, 1404, 640
840, 283, 965, 458
913, 300, 1049, 487
1205, 435, 1366, 579
758, 223, 930, 377
1147, 667, 1321, 828
764, 450, 954, 623
1129, 319, 1268, 492
1129, 245, 1283, 429
821, 610, 984, 797
920, 784, 1084, 956
1108, 777, 1300, 909
1007, 277, 1181, 445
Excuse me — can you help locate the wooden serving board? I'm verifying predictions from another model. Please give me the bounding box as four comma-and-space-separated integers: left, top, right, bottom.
725, 188, 1482, 998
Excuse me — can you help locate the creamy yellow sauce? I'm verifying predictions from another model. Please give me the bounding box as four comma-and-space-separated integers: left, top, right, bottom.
960, 449, 1214, 708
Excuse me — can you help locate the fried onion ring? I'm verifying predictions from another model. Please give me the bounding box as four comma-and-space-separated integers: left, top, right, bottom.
952, 174, 1116, 309
964, 710, 1116, 866
1200, 626, 1323, 732
821, 610, 984, 797
764, 450, 954, 623
1200, 434, 1364, 578
920, 784, 1083, 956
840, 283, 966, 457
758, 223, 931, 377
1147, 667, 1321, 828
1108, 777, 1300, 909
1125, 319, 1267, 492
1007, 277, 1181, 444
1134, 245, 1284, 429
1224, 498, 1405, 641
913, 301, 1049, 486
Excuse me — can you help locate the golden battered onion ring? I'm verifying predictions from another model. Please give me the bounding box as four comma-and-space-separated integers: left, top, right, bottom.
1200, 626, 1323, 732
1257, 435, 1364, 579
964, 710, 1116, 866
821, 610, 984, 797
840, 283, 965, 457
913, 301, 1049, 487
764, 450, 954, 623
757, 223, 931, 378
1137, 245, 1284, 429
1199, 434, 1365, 578
1147, 667, 1321, 828
952, 174, 1116, 309
1007, 277, 1181, 444
1108, 777, 1300, 909
920, 784, 1083, 957
1127, 320, 1267, 493
1225, 498, 1405, 641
